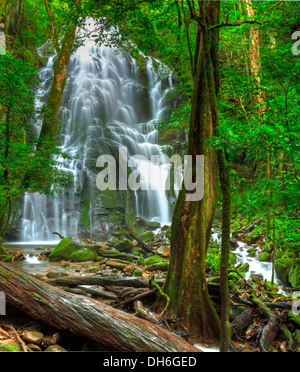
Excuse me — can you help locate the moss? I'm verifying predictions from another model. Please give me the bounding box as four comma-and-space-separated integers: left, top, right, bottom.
146, 262, 169, 272
80, 204, 90, 230
137, 231, 155, 242
115, 238, 133, 253
133, 270, 143, 277
275, 258, 292, 283
144, 255, 166, 266
49, 237, 90, 262
70, 249, 96, 262
0, 340, 21, 352
259, 252, 271, 262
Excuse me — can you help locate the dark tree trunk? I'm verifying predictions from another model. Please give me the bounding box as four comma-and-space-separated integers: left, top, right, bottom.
164, 1, 221, 344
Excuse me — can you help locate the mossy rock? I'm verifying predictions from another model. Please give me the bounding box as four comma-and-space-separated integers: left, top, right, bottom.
49, 237, 86, 262
247, 248, 257, 258
70, 248, 96, 262
137, 231, 155, 242
229, 253, 237, 267
144, 255, 166, 266
115, 238, 133, 253
275, 258, 300, 288
99, 248, 137, 262
146, 262, 169, 272
275, 258, 292, 283
146, 221, 161, 230
259, 252, 271, 262
133, 270, 143, 277
288, 259, 300, 288
239, 263, 250, 273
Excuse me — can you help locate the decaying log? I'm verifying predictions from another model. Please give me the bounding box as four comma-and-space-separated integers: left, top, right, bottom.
250, 295, 280, 352
243, 219, 264, 233
232, 308, 253, 331
0, 263, 199, 352
46, 275, 164, 289
134, 300, 160, 324
231, 295, 292, 310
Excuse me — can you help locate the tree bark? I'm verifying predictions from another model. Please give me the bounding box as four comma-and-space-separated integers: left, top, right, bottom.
164, 1, 220, 343
0, 263, 199, 352
38, 1, 80, 144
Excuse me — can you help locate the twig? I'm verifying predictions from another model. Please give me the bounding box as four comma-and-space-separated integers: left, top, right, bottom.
150, 274, 170, 330
0, 326, 11, 339
8, 325, 28, 352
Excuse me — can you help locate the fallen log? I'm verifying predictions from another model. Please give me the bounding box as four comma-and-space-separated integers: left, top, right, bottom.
250, 295, 280, 352
0, 263, 199, 352
230, 295, 292, 310
243, 219, 264, 233
46, 275, 164, 289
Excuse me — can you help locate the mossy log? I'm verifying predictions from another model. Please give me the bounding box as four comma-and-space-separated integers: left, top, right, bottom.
46, 275, 164, 289
0, 263, 199, 352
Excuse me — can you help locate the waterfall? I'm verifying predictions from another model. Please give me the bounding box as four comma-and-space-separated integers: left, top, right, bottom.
21, 23, 173, 242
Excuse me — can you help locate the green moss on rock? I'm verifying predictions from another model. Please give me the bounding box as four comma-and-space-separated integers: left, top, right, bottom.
137, 231, 155, 242
259, 252, 271, 262
70, 248, 96, 262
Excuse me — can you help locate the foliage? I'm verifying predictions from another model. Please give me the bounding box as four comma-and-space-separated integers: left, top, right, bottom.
0, 51, 71, 238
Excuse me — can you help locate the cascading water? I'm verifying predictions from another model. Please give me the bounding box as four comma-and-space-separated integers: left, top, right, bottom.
21, 23, 173, 242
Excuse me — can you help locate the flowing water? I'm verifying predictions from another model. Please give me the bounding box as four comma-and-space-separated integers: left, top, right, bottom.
7, 23, 283, 335
21, 23, 173, 243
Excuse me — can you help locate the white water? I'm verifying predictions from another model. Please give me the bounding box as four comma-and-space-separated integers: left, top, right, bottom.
212, 232, 281, 287
21, 21, 173, 242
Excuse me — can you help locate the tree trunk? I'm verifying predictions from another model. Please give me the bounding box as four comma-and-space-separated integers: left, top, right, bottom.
0, 263, 199, 352
38, 27, 77, 143
164, 1, 220, 343
218, 154, 231, 352
38, 1, 80, 143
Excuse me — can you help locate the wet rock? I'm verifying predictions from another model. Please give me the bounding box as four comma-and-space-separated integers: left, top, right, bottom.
275, 258, 300, 288
27, 343, 42, 351
157, 246, 170, 257
21, 331, 44, 346
44, 344, 67, 352
46, 271, 69, 279
259, 252, 271, 262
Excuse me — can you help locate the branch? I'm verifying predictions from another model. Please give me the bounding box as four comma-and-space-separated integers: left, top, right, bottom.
208, 19, 271, 32
44, 0, 60, 54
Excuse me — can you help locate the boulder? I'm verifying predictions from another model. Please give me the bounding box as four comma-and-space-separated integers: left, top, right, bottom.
115, 238, 134, 253
48, 237, 97, 262
44, 344, 67, 352
21, 331, 44, 346
275, 258, 300, 288
259, 252, 271, 262
137, 231, 155, 242
275, 258, 291, 283
70, 248, 96, 262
